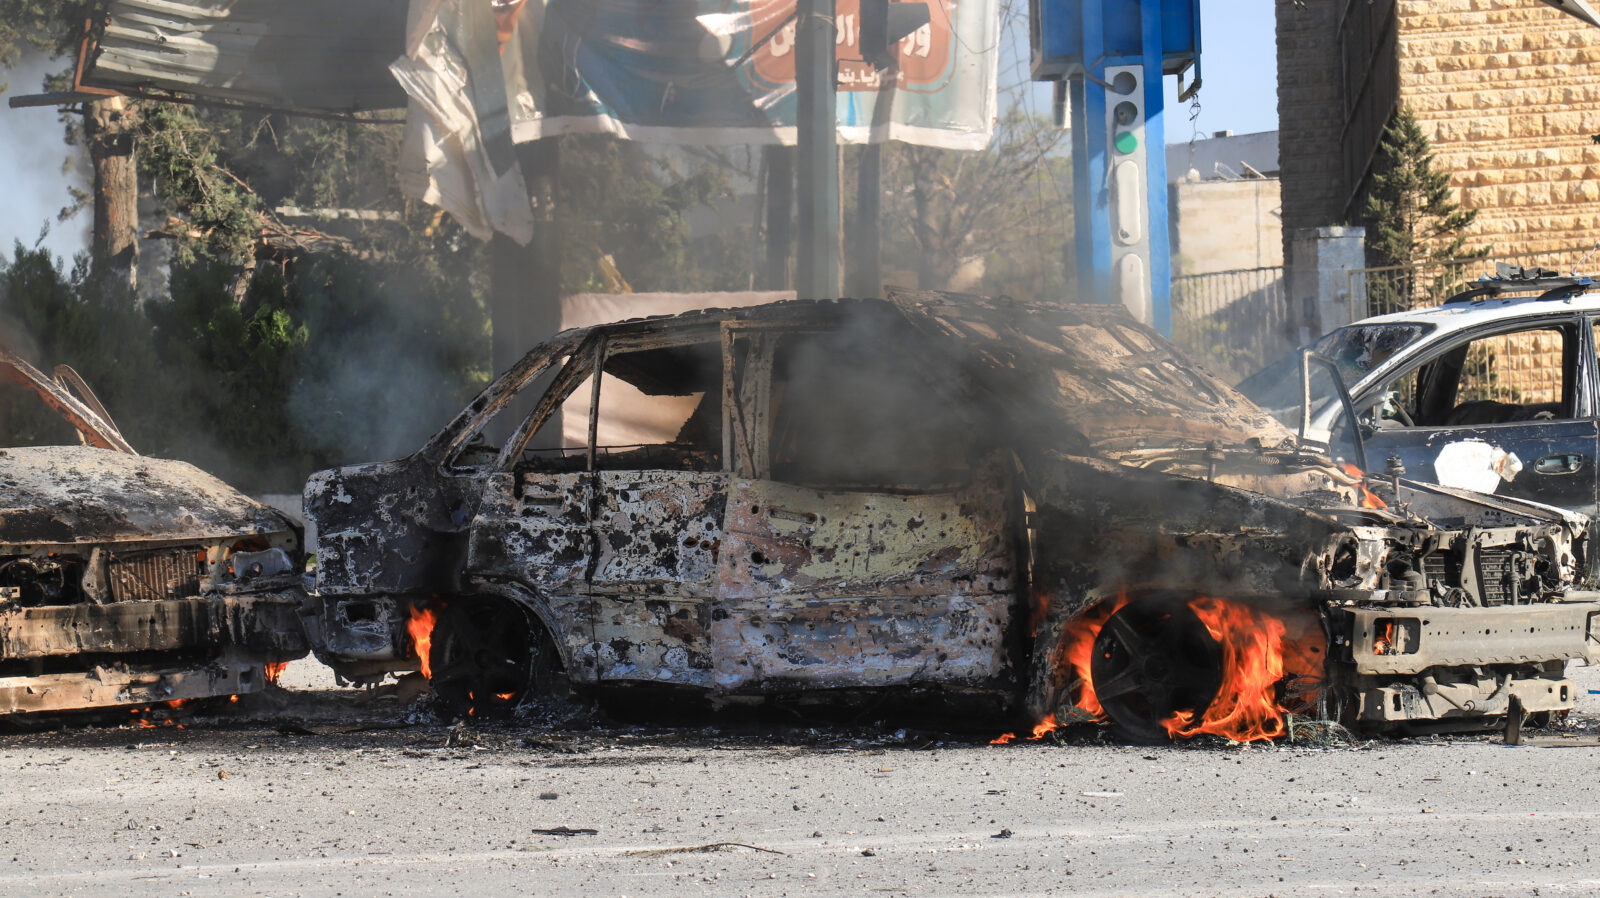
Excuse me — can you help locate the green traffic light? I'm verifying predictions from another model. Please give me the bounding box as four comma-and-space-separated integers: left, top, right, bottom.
1114, 131, 1139, 154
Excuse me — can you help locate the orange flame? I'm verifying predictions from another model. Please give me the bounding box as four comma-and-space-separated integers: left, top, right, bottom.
264, 662, 288, 686
409, 606, 438, 680
1340, 464, 1387, 510
1373, 620, 1394, 655
989, 732, 1016, 745
127, 699, 191, 729
1063, 592, 1131, 718
1159, 597, 1323, 743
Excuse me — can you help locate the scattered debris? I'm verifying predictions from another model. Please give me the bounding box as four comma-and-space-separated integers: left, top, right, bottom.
625, 842, 787, 857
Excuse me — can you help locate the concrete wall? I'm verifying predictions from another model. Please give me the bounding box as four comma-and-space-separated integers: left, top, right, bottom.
1171, 177, 1284, 275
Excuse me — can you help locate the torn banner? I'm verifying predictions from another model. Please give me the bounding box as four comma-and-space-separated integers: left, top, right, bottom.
394, 0, 1000, 242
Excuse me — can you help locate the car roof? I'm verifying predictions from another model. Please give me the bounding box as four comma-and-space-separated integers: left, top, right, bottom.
1350, 283, 1600, 338
431, 291, 1294, 462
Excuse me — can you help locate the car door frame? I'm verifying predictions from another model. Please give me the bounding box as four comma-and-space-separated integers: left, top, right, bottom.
1353, 310, 1600, 514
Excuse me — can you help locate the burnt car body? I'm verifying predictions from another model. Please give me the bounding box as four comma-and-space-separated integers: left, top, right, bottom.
0, 346, 308, 714
303, 290, 1600, 739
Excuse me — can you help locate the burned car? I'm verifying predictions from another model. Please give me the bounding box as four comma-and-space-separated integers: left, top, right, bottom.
0, 345, 308, 714
304, 290, 1600, 740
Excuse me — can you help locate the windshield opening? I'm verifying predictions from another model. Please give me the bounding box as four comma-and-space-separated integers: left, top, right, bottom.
1239, 322, 1434, 426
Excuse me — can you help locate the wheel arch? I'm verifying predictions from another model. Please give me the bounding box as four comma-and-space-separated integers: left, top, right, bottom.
461, 577, 578, 681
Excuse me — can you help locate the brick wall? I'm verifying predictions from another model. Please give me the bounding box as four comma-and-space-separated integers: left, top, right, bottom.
1395, 1, 1600, 258
1277, 0, 1349, 258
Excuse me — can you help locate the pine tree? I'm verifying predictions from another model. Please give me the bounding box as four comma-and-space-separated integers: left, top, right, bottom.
1362, 106, 1487, 309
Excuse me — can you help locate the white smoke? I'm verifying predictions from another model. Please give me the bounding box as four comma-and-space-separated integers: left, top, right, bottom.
0, 53, 90, 265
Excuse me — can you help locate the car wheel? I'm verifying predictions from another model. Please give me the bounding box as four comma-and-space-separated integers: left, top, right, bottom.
428, 596, 559, 718
1089, 598, 1224, 743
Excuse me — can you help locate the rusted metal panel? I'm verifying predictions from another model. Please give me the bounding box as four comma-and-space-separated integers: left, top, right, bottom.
591, 472, 726, 593
712, 460, 1016, 692
468, 472, 592, 592
83, 0, 408, 112
1345, 604, 1600, 675
0, 593, 307, 661
588, 471, 726, 687
0, 647, 271, 715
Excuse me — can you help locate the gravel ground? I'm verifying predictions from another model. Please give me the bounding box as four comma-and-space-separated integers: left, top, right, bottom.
4, 661, 1600, 897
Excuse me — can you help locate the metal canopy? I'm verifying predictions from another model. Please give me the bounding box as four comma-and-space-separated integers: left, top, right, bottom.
80, 0, 409, 113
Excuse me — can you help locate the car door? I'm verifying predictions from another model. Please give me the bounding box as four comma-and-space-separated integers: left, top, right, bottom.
1357, 317, 1599, 513
466, 340, 603, 679
710, 320, 1019, 694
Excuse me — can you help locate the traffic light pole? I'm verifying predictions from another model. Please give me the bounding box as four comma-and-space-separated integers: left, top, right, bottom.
1035, 0, 1195, 334
795, 0, 840, 301
1065, 0, 1171, 333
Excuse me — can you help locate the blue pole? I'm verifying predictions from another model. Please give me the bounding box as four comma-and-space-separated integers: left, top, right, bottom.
1140, 0, 1172, 334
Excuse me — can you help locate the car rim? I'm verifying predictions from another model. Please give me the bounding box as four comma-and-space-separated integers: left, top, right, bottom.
1090, 599, 1223, 743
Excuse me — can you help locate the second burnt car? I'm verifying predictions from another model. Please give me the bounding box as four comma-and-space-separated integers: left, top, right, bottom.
0, 344, 308, 715
303, 290, 1600, 740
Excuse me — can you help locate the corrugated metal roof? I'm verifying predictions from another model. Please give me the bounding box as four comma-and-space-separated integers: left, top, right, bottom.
84, 0, 409, 112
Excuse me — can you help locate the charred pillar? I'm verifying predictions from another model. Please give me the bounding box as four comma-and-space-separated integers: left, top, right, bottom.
490, 138, 562, 444
85, 96, 140, 289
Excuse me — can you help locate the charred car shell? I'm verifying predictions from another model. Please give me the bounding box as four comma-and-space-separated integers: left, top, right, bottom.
0, 346, 308, 714
303, 291, 1600, 738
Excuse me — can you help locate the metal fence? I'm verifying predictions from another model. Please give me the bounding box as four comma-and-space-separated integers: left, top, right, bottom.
1171, 266, 1293, 385
1348, 245, 1600, 319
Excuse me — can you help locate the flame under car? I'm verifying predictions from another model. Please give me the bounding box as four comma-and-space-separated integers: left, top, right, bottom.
0, 346, 308, 715
302, 291, 1600, 738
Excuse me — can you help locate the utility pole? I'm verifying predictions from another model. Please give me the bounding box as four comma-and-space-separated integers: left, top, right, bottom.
794, 0, 840, 301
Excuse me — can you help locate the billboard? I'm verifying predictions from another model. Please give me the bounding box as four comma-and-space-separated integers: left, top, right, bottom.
393, 0, 1000, 242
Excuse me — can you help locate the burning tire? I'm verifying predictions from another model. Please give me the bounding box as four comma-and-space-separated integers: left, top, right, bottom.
1090, 599, 1224, 743
427, 596, 561, 719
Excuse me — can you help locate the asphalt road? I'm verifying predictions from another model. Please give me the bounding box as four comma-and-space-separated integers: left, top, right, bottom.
5, 662, 1600, 898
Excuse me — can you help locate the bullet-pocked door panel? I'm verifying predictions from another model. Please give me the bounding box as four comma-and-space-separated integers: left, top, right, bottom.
588, 470, 727, 686
465, 471, 595, 677
711, 464, 1016, 692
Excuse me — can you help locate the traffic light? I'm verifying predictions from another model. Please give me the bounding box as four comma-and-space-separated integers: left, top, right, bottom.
1103, 64, 1151, 322
860, 0, 932, 68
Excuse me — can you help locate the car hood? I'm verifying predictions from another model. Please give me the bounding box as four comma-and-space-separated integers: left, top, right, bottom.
886, 289, 1294, 459
0, 446, 294, 546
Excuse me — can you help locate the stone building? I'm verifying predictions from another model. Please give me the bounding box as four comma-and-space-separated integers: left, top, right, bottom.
1277, 0, 1600, 328
1167, 130, 1283, 275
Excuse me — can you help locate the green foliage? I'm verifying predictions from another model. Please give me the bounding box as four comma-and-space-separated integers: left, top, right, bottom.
557, 136, 738, 293
0, 0, 88, 70
138, 104, 264, 265
1362, 106, 1487, 309
0, 232, 489, 492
